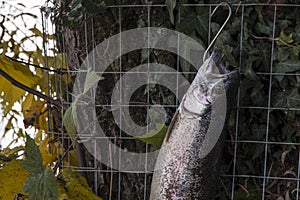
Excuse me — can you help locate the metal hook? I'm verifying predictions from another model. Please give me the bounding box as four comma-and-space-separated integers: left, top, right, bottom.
203, 2, 232, 63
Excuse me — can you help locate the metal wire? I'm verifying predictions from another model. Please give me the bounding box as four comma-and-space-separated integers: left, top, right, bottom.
47, 3, 300, 200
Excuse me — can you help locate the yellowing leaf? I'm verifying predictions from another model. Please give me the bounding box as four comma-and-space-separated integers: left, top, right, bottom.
29, 27, 43, 37
30, 27, 53, 39
48, 53, 72, 84
276, 31, 294, 46
60, 169, 102, 200
0, 77, 26, 111
39, 137, 58, 166
48, 53, 69, 70
39, 105, 50, 132
23, 99, 45, 129
63, 149, 79, 167
0, 145, 24, 158
0, 55, 40, 110
22, 94, 34, 115
0, 55, 39, 87
0, 160, 30, 199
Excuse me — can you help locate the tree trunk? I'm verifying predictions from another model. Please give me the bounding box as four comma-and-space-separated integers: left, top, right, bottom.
55, 1, 175, 199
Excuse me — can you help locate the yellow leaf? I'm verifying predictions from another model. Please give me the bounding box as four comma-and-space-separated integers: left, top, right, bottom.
39, 137, 58, 166
0, 146, 24, 158
276, 31, 294, 46
22, 94, 34, 115
0, 55, 39, 87
63, 149, 79, 167
23, 99, 45, 129
0, 160, 29, 199
37, 71, 50, 93
0, 55, 40, 110
48, 53, 71, 84
60, 169, 102, 200
48, 53, 69, 70
39, 105, 49, 131
0, 76, 26, 110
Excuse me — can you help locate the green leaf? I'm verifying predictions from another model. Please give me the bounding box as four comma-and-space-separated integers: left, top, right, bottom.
255, 22, 272, 36
274, 47, 289, 62
272, 88, 300, 108
65, 69, 103, 145
136, 123, 168, 147
177, 10, 209, 41
244, 57, 259, 80
165, 0, 177, 25
82, 0, 106, 15
63, 106, 76, 145
23, 168, 59, 200
21, 135, 43, 174
273, 59, 300, 73
84, 69, 104, 93
21, 135, 59, 200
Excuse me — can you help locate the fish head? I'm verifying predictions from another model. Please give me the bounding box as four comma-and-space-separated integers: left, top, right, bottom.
183, 51, 239, 115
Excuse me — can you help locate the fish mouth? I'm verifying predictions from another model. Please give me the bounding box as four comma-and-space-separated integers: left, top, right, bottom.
208, 51, 240, 108
211, 51, 229, 74
183, 51, 239, 115
211, 51, 239, 86
202, 51, 239, 104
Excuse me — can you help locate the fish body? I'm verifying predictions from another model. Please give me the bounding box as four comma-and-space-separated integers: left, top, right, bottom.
150, 52, 239, 200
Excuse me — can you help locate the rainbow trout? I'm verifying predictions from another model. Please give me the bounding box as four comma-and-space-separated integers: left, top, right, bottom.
150, 52, 239, 200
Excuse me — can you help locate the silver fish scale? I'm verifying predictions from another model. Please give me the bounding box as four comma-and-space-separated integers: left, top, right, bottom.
150, 52, 239, 200
151, 110, 219, 200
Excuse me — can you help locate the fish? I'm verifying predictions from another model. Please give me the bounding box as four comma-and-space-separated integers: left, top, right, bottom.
150, 51, 239, 200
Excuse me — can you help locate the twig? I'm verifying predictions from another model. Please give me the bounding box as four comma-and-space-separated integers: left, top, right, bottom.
5, 55, 68, 74
252, 34, 300, 49
53, 143, 73, 173
0, 68, 62, 108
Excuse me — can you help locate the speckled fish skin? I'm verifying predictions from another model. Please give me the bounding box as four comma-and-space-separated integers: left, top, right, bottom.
150, 52, 239, 200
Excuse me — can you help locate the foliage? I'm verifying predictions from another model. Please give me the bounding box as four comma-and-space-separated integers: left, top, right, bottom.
166, 0, 177, 25
170, 1, 300, 199
136, 123, 168, 147
0, 134, 99, 200
21, 134, 59, 200
0, 2, 97, 199
0, 2, 70, 143
58, 0, 106, 27
58, 169, 102, 200
0, 160, 30, 199
63, 69, 104, 144
1, 0, 299, 199
135, 0, 300, 198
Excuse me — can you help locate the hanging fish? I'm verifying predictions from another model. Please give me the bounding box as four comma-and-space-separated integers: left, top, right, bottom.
150, 51, 239, 200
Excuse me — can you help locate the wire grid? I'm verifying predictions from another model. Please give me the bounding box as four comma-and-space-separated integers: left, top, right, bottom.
45, 3, 300, 200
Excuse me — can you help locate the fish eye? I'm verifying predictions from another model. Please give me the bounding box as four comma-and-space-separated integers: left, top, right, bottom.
199, 83, 207, 91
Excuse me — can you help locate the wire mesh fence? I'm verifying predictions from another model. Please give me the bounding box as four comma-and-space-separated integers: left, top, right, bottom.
43, 2, 300, 200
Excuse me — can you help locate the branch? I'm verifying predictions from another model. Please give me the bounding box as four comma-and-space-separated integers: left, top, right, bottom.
0, 68, 62, 108
5, 55, 68, 75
